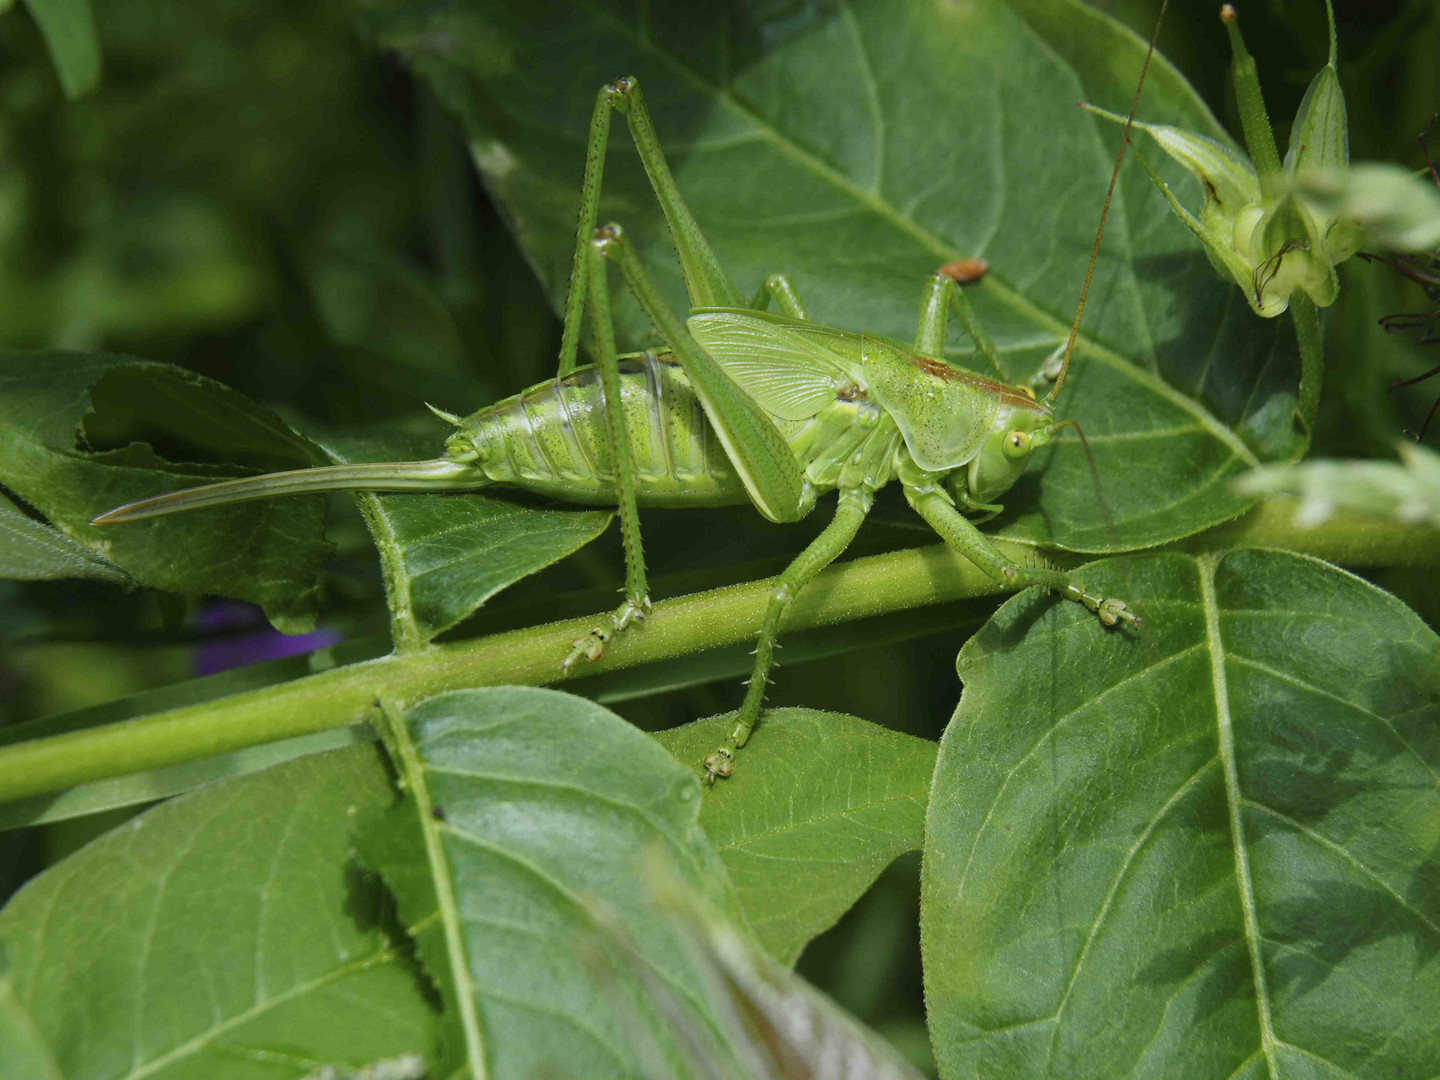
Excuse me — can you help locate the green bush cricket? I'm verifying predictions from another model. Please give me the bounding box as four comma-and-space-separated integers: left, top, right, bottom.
91, 15, 1172, 782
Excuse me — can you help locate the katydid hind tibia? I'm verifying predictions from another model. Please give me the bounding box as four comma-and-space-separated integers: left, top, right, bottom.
93, 68, 1149, 784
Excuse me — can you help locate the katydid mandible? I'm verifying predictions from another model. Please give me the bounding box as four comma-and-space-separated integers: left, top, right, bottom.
93, 31, 1164, 782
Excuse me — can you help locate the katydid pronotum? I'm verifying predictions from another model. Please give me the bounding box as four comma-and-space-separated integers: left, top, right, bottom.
92, 15, 1172, 783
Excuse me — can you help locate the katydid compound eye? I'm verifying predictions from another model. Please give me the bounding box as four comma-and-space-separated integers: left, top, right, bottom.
1002, 430, 1031, 459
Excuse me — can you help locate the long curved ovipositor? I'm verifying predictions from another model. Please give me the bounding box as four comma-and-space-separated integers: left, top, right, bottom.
90, 458, 489, 526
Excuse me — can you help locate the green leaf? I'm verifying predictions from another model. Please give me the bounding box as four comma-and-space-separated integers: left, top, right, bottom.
359, 491, 613, 643
655, 708, 937, 965
314, 426, 613, 645
922, 550, 1440, 1077
0, 951, 60, 1080
359, 687, 752, 1079
0, 490, 130, 584
20, 0, 100, 99
360, 0, 1303, 553
0, 350, 333, 631
602, 859, 929, 1079
0, 746, 439, 1077
1284, 68, 1348, 177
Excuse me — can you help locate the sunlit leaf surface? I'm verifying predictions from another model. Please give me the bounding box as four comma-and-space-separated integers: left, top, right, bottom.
358, 686, 745, 1079
922, 550, 1440, 1077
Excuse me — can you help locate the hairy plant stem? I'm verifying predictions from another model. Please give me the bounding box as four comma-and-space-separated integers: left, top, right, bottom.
0, 500, 1433, 804
1291, 296, 1324, 437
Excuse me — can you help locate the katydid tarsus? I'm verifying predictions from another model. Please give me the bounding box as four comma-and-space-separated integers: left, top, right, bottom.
91, 8, 1173, 783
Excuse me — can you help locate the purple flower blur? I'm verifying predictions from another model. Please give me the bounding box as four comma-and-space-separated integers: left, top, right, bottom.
192, 600, 341, 677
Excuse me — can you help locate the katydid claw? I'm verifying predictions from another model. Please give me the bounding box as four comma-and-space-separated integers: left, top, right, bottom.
1098, 597, 1137, 627
703, 747, 733, 785
1064, 581, 1139, 628
558, 596, 651, 674
559, 629, 607, 675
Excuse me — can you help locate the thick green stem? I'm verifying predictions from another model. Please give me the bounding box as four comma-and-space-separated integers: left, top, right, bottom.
0, 541, 1016, 803
0, 502, 1434, 804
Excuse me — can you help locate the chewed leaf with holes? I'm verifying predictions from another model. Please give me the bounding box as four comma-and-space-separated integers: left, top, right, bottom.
361, 0, 1303, 552
0, 746, 438, 1078
0, 350, 330, 630
921, 550, 1440, 1077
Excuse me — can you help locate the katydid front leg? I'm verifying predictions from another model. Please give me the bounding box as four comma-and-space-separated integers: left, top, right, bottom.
914, 266, 1009, 380
905, 480, 1137, 627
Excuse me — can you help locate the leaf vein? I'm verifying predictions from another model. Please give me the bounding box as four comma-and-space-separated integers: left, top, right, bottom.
1200, 552, 1279, 1080
1241, 799, 1440, 938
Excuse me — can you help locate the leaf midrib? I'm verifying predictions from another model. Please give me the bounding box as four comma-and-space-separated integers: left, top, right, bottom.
1199, 552, 1279, 1080
384, 705, 489, 1079
574, 0, 1260, 470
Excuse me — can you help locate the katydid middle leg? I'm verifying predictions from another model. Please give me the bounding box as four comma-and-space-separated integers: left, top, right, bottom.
593, 224, 859, 779
749, 273, 810, 320
703, 486, 872, 784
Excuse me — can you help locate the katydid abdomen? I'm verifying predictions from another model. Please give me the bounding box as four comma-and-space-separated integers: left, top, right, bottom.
456, 350, 745, 508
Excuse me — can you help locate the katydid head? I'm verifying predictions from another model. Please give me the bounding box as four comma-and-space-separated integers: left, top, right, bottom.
963, 391, 1059, 504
